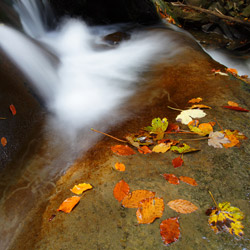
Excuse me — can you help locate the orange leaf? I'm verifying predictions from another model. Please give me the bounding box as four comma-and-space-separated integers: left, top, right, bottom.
162, 174, 179, 185
115, 162, 126, 171
138, 146, 152, 154
226, 68, 238, 75
223, 133, 240, 148
9, 104, 16, 115
190, 104, 211, 109
122, 190, 155, 208
172, 156, 184, 168
113, 180, 130, 202
167, 199, 198, 214
179, 176, 198, 186
1, 137, 7, 147
160, 217, 180, 246
166, 124, 180, 132
57, 196, 81, 213
111, 145, 136, 156
227, 101, 239, 107
188, 97, 202, 104
70, 183, 93, 194
136, 197, 164, 224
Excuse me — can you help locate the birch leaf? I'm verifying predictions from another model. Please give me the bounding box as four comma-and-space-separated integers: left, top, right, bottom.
167, 199, 198, 214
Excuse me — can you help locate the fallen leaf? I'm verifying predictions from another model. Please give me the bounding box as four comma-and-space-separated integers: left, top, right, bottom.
122, 190, 155, 208
179, 176, 198, 186
152, 143, 171, 153
167, 199, 198, 214
227, 101, 239, 107
138, 146, 152, 154
207, 202, 244, 237
222, 106, 249, 112
188, 97, 203, 103
9, 104, 16, 115
215, 71, 228, 76
113, 180, 130, 202
162, 174, 180, 185
171, 143, 199, 154
223, 132, 240, 148
136, 197, 164, 224
57, 196, 81, 213
172, 156, 184, 168
208, 131, 230, 148
188, 120, 213, 136
189, 104, 212, 109
1, 137, 7, 147
226, 68, 238, 75
115, 162, 126, 171
160, 217, 180, 246
111, 145, 136, 156
225, 130, 247, 141
176, 109, 206, 125
70, 183, 93, 195
144, 117, 168, 140
125, 136, 140, 149
166, 123, 180, 132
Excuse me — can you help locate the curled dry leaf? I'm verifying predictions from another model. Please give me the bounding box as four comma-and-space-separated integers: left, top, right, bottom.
160, 217, 180, 246
9, 104, 16, 115
57, 196, 81, 213
122, 190, 155, 208
115, 162, 126, 171
136, 197, 164, 224
167, 199, 198, 214
188, 97, 202, 103
1, 137, 7, 147
113, 180, 130, 202
70, 183, 93, 195
111, 145, 136, 156
162, 174, 179, 185
179, 176, 198, 186
138, 146, 152, 154
172, 156, 184, 168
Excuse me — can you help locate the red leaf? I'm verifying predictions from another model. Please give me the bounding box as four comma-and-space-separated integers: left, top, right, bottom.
160, 217, 180, 245
222, 106, 249, 112
9, 104, 16, 115
113, 180, 130, 202
138, 146, 152, 154
1, 137, 7, 147
111, 145, 136, 156
166, 124, 180, 132
172, 156, 184, 168
162, 174, 179, 185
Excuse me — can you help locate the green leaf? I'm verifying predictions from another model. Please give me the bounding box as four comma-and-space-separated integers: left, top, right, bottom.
170, 143, 200, 154
144, 118, 168, 140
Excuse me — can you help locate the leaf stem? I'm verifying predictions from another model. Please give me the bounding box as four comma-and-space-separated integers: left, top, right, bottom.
91, 128, 127, 143
209, 191, 218, 208
167, 106, 183, 112
179, 137, 209, 141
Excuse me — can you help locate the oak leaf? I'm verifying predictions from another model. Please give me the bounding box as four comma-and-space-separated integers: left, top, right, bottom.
167, 199, 198, 214
9, 104, 16, 115
111, 145, 136, 156
57, 196, 81, 213
136, 197, 164, 224
176, 109, 206, 125
179, 176, 198, 186
1, 137, 7, 147
172, 156, 184, 168
70, 183, 93, 195
115, 162, 126, 171
113, 180, 130, 202
138, 146, 152, 154
144, 117, 168, 140
162, 174, 179, 185
122, 190, 155, 208
208, 132, 230, 148
160, 217, 180, 246
188, 97, 203, 103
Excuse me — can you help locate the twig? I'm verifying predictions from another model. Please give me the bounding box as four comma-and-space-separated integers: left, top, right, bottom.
179, 137, 209, 141
167, 106, 183, 112
91, 128, 127, 143
171, 2, 250, 27
209, 191, 218, 207
0, 117, 6, 119
213, 117, 224, 131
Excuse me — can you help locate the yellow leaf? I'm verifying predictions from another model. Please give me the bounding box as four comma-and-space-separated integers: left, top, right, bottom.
57, 196, 81, 213
188, 120, 213, 136
70, 183, 93, 195
115, 162, 126, 172
227, 101, 239, 107
190, 104, 212, 109
152, 143, 171, 153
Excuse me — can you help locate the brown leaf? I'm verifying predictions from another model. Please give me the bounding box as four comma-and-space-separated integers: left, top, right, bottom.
166, 124, 180, 132
113, 180, 130, 202
122, 190, 155, 208
57, 196, 81, 213
162, 174, 179, 185
115, 162, 126, 171
160, 217, 180, 246
167, 199, 198, 214
136, 197, 164, 224
9, 104, 16, 115
172, 156, 184, 168
179, 176, 198, 186
111, 145, 136, 156
1, 137, 7, 147
138, 146, 152, 154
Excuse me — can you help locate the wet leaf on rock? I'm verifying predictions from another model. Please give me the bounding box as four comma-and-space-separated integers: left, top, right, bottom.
1, 137, 7, 147
189, 104, 211, 109
57, 196, 81, 213
208, 132, 230, 148
176, 109, 206, 125
138, 146, 152, 154
222, 130, 240, 148
167, 199, 198, 214
160, 217, 180, 246
113, 180, 130, 202
136, 197, 164, 224
188, 97, 203, 103
222, 106, 249, 112
179, 176, 198, 186
115, 162, 126, 171
172, 156, 184, 168
166, 123, 180, 132
70, 183, 93, 195
162, 174, 180, 185
171, 143, 199, 154
227, 101, 239, 107
111, 145, 136, 156
153, 143, 171, 153
188, 120, 214, 136
9, 104, 16, 115
144, 117, 168, 140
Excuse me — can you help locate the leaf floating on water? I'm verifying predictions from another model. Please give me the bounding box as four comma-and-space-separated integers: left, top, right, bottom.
9, 104, 16, 115
171, 143, 199, 154
160, 217, 180, 246
144, 117, 168, 140
111, 145, 136, 156
1, 137, 7, 147
172, 156, 184, 168
222, 106, 249, 112
162, 174, 180, 185
167, 199, 198, 214
113, 180, 130, 202
176, 109, 206, 125
122, 190, 155, 208
179, 176, 198, 186
138, 146, 152, 154
207, 202, 244, 237
136, 197, 164, 224
57, 196, 81, 213
227, 101, 239, 107
70, 183, 93, 195
188, 97, 203, 103
208, 132, 230, 148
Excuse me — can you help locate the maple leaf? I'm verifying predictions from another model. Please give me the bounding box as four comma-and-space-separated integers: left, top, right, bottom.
136, 197, 164, 224
179, 176, 198, 186
144, 117, 168, 140
176, 109, 206, 125
152, 143, 171, 153
171, 143, 199, 154
188, 120, 214, 136
207, 202, 244, 237
57, 196, 81, 213
160, 217, 180, 246
162, 174, 180, 185
224, 130, 247, 140
113, 180, 130, 202
222, 130, 240, 148
70, 183, 93, 195
208, 132, 230, 148
188, 97, 203, 103
115, 162, 126, 171
172, 156, 184, 168
167, 199, 198, 214
111, 145, 136, 156
1, 137, 7, 147
9, 104, 16, 115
